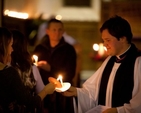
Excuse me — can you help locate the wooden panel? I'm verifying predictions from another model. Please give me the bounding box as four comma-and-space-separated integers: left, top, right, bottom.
110, 1, 141, 37
63, 21, 102, 70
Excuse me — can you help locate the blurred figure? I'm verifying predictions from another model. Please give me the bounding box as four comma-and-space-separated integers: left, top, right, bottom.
36, 18, 82, 87
33, 18, 76, 113
11, 29, 45, 112
0, 27, 56, 113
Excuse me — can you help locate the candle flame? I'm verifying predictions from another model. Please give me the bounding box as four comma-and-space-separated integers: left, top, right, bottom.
33, 55, 38, 66
57, 75, 63, 86
93, 43, 106, 56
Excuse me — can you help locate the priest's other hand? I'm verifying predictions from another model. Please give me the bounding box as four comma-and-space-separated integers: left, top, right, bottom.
62, 86, 77, 97
102, 108, 117, 113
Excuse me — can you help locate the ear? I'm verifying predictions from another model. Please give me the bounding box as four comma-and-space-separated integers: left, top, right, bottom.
120, 36, 126, 42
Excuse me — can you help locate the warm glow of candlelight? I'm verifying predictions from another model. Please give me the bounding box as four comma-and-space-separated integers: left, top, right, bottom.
98, 43, 105, 56
55, 75, 71, 92
4, 9, 28, 19
57, 75, 63, 86
93, 43, 106, 57
33, 55, 38, 66
93, 43, 99, 51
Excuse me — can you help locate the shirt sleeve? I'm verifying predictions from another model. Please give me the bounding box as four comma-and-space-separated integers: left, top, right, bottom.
32, 65, 45, 93
117, 56, 141, 113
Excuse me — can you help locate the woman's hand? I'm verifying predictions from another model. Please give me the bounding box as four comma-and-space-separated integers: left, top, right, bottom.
48, 77, 77, 97
44, 83, 56, 95
48, 77, 62, 88
38, 82, 56, 100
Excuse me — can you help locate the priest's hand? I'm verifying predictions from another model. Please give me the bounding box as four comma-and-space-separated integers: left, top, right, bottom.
102, 108, 117, 113
62, 86, 77, 97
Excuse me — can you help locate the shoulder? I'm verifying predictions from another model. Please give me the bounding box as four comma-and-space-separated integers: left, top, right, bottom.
65, 43, 76, 54
1, 66, 21, 81
3, 66, 18, 73
62, 41, 75, 50
136, 56, 141, 63
65, 42, 74, 49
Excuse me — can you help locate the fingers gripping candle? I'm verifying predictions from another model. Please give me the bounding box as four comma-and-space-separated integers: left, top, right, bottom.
48, 75, 71, 92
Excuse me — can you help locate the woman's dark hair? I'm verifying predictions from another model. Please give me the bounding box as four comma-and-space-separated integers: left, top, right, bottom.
0, 27, 12, 63
11, 29, 32, 71
100, 15, 133, 43
11, 30, 35, 88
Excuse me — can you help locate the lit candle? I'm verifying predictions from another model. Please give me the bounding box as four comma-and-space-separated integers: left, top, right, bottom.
93, 43, 105, 57
57, 75, 63, 86
98, 43, 105, 57
49, 75, 71, 92
33, 55, 38, 66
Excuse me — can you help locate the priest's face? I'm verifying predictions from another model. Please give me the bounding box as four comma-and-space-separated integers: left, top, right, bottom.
101, 29, 124, 56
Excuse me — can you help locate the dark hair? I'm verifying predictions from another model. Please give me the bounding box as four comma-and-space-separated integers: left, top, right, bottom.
0, 27, 12, 63
11, 30, 32, 71
47, 18, 63, 29
11, 30, 35, 88
100, 15, 133, 43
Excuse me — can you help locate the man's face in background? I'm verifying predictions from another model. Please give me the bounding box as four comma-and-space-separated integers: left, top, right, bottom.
47, 22, 64, 43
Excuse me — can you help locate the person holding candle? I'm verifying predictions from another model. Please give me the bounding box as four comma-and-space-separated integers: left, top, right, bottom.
10, 29, 47, 112
33, 18, 76, 113
35, 16, 82, 87
0, 27, 56, 113
62, 15, 141, 113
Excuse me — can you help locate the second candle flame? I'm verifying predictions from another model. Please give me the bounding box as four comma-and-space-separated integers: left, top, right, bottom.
33, 55, 38, 66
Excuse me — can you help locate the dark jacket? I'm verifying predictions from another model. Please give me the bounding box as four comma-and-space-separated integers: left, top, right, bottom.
33, 35, 76, 113
33, 35, 76, 84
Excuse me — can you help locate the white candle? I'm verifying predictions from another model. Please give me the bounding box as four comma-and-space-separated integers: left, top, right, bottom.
33, 55, 38, 66
56, 75, 71, 92
55, 82, 71, 92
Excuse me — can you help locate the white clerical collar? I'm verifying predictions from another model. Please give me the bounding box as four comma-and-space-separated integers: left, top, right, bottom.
116, 45, 131, 59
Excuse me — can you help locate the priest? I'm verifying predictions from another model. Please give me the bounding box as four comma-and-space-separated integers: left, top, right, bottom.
62, 15, 141, 113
